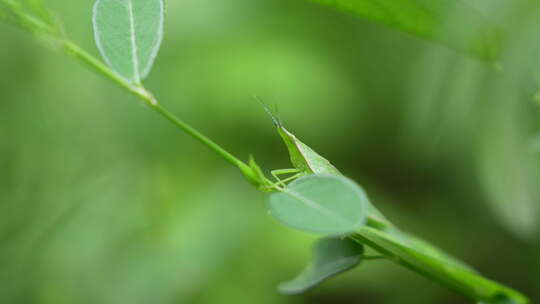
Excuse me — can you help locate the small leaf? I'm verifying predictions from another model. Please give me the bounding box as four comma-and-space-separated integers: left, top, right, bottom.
268, 175, 368, 235
279, 238, 364, 294
306, 0, 501, 61
93, 0, 164, 83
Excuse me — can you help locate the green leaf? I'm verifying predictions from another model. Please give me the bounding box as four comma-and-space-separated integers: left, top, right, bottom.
353, 227, 529, 304
268, 175, 368, 235
478, 103, 539, 240
93, 0, 164, 84
278, 238, 364, 294
306, 0, 501, 61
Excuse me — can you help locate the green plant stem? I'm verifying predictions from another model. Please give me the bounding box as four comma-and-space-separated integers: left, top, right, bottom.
62, 40, 152, 104
67, 39, 270, 186
350, 228, 528, 304
64, 40, 256, 178
2, 7, 527, 303
2, 7, 257, 181
151, 103, 250, 171
40, 35, 527, 304
352, 231, 475, 298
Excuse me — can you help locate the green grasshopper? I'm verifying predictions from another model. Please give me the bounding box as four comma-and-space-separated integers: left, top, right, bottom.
263, 105, 528, 304
261, 103, 338, 185
261, 103, 390, 227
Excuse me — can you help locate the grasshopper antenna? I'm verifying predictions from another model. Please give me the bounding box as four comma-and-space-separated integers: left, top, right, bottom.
253, 95, 282, 127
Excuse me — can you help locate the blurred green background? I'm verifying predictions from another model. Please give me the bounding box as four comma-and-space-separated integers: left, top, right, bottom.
1, 0, 539, 303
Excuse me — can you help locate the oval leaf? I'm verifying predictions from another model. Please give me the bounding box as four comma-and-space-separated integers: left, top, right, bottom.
268, 175, 368, 235
279, 238, 364, 294
93, 0, 164, 83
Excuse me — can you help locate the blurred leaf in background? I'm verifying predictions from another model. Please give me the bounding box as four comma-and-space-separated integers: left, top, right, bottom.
305, 0, 501, 61
401, 0, 540, 240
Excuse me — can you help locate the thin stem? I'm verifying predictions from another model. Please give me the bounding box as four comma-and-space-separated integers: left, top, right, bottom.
4, 8, 255, 180
64, 40, 254, 176
151, 103, 250, 171
62, 40, 154, 106
63, 41, 260, 184
0, 1, 267, 186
